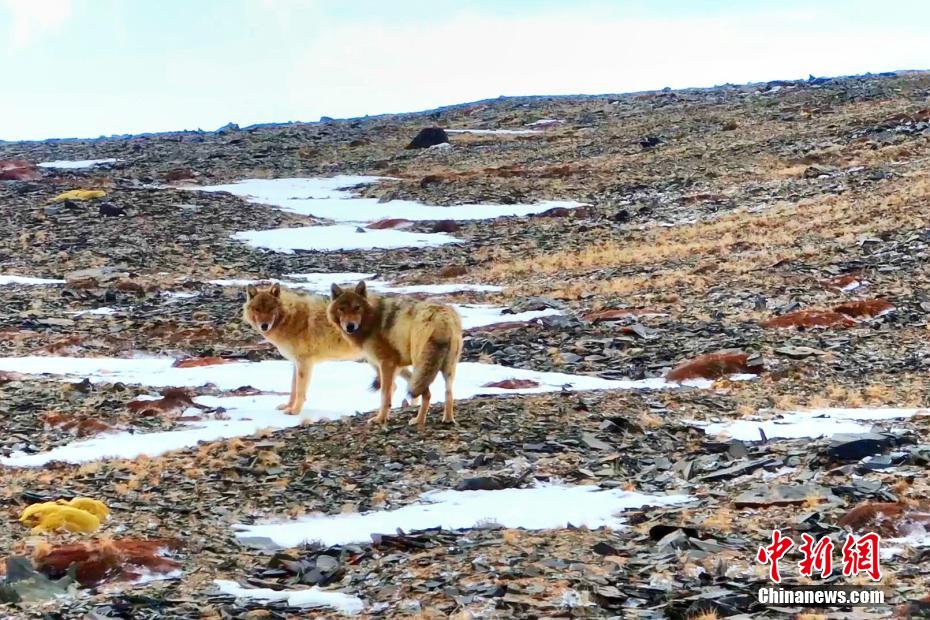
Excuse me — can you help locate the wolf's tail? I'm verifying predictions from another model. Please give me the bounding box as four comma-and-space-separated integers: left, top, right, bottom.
408, 336, 451, 397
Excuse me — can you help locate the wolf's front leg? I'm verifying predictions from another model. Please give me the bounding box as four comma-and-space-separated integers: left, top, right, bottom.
285, 360, 312, 415
370, 361, 396, 425
277, 364, 297, 411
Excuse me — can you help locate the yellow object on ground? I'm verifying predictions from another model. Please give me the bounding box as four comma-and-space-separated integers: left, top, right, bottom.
19, 497, 109, 533
58, 497, 110, 520
52, 189, 106, 202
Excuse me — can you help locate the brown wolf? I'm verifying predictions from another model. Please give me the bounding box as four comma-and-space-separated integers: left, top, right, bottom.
242, 283, 362, 415
327, 281, 462, 430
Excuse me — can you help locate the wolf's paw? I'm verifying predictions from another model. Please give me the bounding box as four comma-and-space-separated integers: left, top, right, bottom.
368, 414, 387, 426
276, 402, 294, 411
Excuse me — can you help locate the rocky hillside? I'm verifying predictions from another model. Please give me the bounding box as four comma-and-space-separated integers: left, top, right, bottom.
1, 71, 930, 618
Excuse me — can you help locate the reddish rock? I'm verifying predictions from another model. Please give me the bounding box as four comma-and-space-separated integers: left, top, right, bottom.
438, 265, 468, 278
115, 279, 146, 295
34, 538, 181, 586
35, 335, 84, 355
666, 350, 763, 382
825, 273, 863, 291
483, 379, 540, 389
0, 370, 29, 384
533, 206, 572, 218
432, 220, 459, 233
128, 387, 198, 416
760, 310, 856, 329
367, 218, 414, 230
41, 412, 111, 436
838, 501, 930, 536
419, 174, 447, 188
172, 356, 234, 368
833, 298, 894, 318
165, 168, 195, 182
0, 159, 39, 181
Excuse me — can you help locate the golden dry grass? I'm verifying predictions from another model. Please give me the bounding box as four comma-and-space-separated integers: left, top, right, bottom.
486, 168, 930, 301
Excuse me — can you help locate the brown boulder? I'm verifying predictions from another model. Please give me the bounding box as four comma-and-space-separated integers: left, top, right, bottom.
0, 159, 39, 181
833, 298, 894, 318
667, 350, 763, 382
367, 218, 414, 230
838, 501, 930, 536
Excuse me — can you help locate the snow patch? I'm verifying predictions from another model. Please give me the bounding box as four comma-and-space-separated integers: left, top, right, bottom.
0, 357, 671, 466
38, 158, 118, 169
233, 484, 690, 548
455, 304, 561, 329
697, 408, 927, 441
0, 275, 65, 286
214, 580, 364, 615
233, 224, 460, 252
446, 128, 540, 135
192, 177, 580, 223
163, 291, 200, 300
189, 176, 584, 251
72, 307, 117, 317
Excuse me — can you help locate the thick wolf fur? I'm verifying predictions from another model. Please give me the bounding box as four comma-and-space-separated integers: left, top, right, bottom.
327, 281, 463, 430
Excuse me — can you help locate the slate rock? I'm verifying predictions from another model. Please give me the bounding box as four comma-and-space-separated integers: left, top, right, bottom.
406, 127, 449, 149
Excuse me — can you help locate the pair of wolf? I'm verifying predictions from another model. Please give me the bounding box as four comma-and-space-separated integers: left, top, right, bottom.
242, 281, 463, 430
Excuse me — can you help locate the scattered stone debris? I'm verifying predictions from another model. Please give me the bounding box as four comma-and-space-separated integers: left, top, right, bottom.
2, 71, 930, 618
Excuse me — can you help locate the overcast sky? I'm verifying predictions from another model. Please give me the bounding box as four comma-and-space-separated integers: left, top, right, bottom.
2, 0, 928, 141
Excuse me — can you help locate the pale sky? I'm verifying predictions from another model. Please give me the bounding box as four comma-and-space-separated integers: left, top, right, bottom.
2, 0, 928, 141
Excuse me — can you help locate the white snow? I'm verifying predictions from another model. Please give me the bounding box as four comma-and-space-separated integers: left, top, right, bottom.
525, 119, 565, 127
193, 175, 385, 202
188, 176, 585, 252
211, 272, 503, 295
215, 580, 365, 615
193, 177, 581, 222
446, 128, 540, 135
233, 224, 460, 252
233, 484, 691, 548
163, 291, 200, 300
0, 356, 674, 466
129, 568, 183, 586
0, 275, 65, 285
72, 307, 117, 317
193, 176, 570, 220
37, 158, 118, 169
698, 408, 928, 441
455, 304, 561, 329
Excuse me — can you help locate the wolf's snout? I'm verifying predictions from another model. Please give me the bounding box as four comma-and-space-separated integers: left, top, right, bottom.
260, 322, 270, 331
344, 322, 358, 334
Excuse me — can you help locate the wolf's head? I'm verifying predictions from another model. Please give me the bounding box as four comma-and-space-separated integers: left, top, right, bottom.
327, 281, 370, 336
243, 283, 283, 334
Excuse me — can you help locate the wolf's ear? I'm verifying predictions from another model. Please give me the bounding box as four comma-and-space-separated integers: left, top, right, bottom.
270, 283, 281, 297
246, 284, 258, 299
330, 283, 343, 299
355, 280, 367, 298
